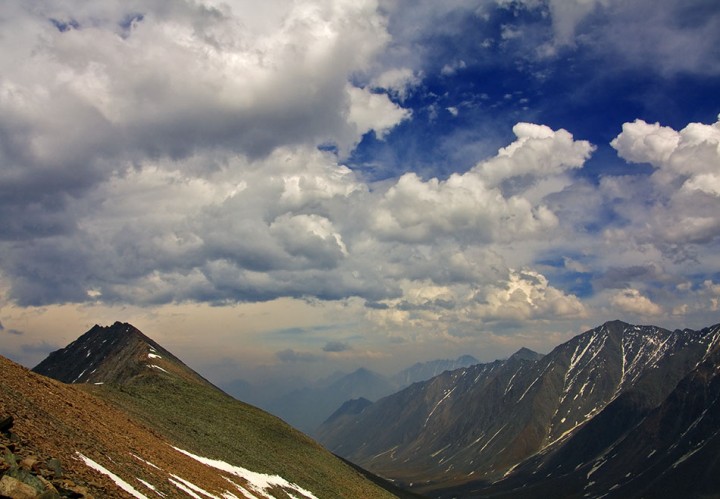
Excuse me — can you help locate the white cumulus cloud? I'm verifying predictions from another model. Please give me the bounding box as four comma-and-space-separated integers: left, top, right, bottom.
609, 289, 663, 316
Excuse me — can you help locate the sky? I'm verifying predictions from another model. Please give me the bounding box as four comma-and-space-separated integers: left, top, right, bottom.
1, 0, 720, 387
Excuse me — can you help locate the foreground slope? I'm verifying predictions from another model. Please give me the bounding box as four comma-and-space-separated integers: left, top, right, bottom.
1, 354, 331, 498
318, 320, 720, 497
31, 322, 398, 499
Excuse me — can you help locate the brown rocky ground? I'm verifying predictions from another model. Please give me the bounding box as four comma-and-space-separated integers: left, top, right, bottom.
0, 354, 322, 498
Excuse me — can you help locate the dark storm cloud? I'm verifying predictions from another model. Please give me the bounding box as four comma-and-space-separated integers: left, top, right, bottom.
275, 349, 322, 363
593, 265, 664, 291
323, 341, 351, 353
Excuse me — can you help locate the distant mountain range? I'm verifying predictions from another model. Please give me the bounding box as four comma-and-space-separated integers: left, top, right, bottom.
222, 354, 480, 434
13, 321, 406, 498
317, 320, 720, 498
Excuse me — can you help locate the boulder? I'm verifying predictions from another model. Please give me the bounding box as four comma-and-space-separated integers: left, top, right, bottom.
0, 474, 38, 499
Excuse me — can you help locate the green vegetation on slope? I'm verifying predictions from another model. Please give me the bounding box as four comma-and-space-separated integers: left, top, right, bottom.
84, 369, 398, 499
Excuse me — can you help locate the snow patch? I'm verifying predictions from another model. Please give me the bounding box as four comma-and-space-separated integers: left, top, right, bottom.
77, 453, 149, 499
130, 453, 162, 471
371, 445, 399, 461
517, 375, 540, 403
476, 424, 507, 454
424, 387, 457, 427
169, 477, 205, 499
504, 371, 519, 396
173, 447, 318, 499
148, 364, 169, 373
148, 353, 162, 359
431, 444, 451, 458
73, 369, 87, 383
170, 474, 237, 499
137, 478, 165, 497
672, 439, 712, 469
587, 459, 605, 479
224, 478, 262, 499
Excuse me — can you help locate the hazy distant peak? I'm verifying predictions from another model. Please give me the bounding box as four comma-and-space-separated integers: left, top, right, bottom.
324, 397, 373, 426
456, 354, 480, 365
391, 355, 480, 388
508, 347, 543, 362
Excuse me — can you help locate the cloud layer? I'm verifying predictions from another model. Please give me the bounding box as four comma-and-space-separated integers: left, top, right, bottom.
1, 0, 719, 371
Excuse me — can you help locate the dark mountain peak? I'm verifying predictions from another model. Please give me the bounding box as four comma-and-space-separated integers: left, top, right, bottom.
336, 368, 389, 388
596, 319, 673, 342
33, 321, 210, 388
509, 347, 543, 362
325, 397, 373, 424
456, 354, 479, 365
329, 368, 393, 396
602, 318, 630, 328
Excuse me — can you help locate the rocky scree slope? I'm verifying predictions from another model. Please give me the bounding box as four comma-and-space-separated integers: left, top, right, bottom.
27, 321, 398, 498
318, 320, 720, 498
2, 353, 307, 498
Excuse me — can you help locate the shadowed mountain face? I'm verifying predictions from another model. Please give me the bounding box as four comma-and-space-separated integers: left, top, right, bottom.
317, 320, 720, 498
28, 322, 399, 499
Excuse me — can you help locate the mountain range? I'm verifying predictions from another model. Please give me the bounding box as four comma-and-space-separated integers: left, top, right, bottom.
6, 318, 720, 498
3, 321, 407, 498
317, 320, 720, 498
221, 355, 479, 435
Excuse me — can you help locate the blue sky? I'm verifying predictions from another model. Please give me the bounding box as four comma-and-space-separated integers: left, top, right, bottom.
1, 0, 719, 385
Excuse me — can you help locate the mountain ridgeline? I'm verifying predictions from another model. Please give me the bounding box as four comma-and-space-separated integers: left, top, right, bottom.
317, 320, 720, 498
27, 322, 404, 499
33, 322, 212, 387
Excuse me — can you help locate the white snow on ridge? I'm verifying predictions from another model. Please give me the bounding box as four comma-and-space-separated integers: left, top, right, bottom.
170, 474, 238, 499
137, 478, 165, 497
77, 453, 149, 499
504, 371, 519, 396
224, 478, 262, 499
73, 369, 87, 382
148, 364, 169, 373
131, 453, 162, 470
173, 447, 319, 499
424, 387, 457, 427
516, 374, 540, 403
148, 353, 162, 359
169, 477, 205, 499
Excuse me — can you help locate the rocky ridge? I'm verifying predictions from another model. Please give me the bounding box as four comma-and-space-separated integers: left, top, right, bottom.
318, 320, 720, 497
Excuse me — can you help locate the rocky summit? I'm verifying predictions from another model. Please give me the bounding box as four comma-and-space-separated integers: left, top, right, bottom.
32, 321, 212, 388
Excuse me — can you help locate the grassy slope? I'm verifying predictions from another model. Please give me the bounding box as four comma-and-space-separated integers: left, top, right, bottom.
84, 370, 398, 499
